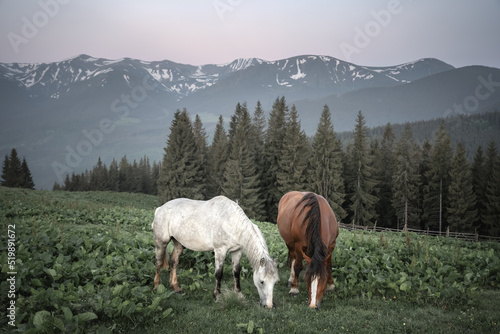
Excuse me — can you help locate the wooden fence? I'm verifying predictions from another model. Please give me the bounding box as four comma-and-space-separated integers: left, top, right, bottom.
339, 222, 500, 242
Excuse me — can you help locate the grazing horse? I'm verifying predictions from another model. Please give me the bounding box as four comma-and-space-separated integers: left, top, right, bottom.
152, 196, 279, 308
277, 191, 339, 308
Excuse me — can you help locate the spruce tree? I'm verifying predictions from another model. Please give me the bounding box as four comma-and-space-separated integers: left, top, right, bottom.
418, 140, 432, 230
471, 145, 487, 233
484, 156, 500, 237
208, 115, 229, 198
251, 101, 267, 219
21, 158, 35, 189
1, 148, 35, 189
223, 103, 263, 219
158, 109, 205, 204
447, 142, 477, 233
309, 105, 346, 220
1, 154, 10, 186
376, 123, 396, 227
192, 114, 209, 198
422, 123, 452, 233
90, 157, 107, 191
392, 125, 421, 230
108, 158, 120, 192
262, 96, 288, 222
139, 156, 153, 194
1, 149, 22, 187
348, 111, 378, 225
277, 105, 310, 195
118, 156, 131, 192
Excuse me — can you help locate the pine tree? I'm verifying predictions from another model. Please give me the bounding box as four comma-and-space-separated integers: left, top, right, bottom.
471, 145, 487, 233
21, 158, 35, 189
151, 161, 161, 196
447, 142, 477, 233
158, 109, 205, 203
484, 153, 500, 237
1, 154, 10, 186
348, 111, 378, 226
251, 101, 267, 220
422, 123, 453, 233
277, 105, 310, 195
208, 115, 229, 198
1, 148, 35, 189
90, 157, 108, 191
418, 140, 432, 230
392, 125, 421, 230
139, 156, 153, 194
223, 103, 263, 219
192, 114, 209, 198
308, 105, 346, 220
108, 158, 120, 192
376, 123, 396, 227
262, 96, 288, 222
118, 156, 131, 192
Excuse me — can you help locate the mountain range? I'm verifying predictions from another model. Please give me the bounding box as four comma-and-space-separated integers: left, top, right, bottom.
1, 54, 500, 189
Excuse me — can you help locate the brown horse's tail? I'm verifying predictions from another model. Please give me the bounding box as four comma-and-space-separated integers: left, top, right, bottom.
297, 193, 328, 284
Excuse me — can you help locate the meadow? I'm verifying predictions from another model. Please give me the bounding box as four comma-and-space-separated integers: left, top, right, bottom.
1, 187, 499, 333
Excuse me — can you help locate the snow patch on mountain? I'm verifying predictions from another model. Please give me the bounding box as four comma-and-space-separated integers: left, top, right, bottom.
290, 58, 306, 80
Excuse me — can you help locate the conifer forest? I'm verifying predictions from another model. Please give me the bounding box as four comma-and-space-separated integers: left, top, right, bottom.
47, 97, 500, 237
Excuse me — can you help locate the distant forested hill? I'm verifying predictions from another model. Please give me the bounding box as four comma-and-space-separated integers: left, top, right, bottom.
339, 110, 500, 159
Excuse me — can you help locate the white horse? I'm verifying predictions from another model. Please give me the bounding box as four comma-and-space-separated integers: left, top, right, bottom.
152, 196, 279, 308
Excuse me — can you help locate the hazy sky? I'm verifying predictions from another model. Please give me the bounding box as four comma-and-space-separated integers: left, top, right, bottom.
1, 0, 499, 68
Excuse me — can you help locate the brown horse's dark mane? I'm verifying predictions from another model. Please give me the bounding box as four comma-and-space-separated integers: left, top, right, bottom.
297, 193, 328, 284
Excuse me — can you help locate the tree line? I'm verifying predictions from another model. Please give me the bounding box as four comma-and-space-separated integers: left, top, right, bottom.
53, 97, 500, 237
53, 156, 160, 194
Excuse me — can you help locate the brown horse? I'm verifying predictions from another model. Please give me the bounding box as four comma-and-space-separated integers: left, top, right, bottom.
277, 191, 339, 308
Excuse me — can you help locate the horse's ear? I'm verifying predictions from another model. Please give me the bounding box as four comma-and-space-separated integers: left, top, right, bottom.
260, 258, 265, 267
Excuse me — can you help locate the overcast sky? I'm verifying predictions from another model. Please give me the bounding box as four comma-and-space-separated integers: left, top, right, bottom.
1, 0, 499, 68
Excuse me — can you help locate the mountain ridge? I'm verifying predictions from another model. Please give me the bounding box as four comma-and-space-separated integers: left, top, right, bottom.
1, 54, 499, 190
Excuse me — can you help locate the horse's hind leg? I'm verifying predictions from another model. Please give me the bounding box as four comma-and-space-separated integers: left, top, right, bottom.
213, 249, 226, 299
169, 238, 183, 293
154, 239, 169, 290
325, 253, 335, 291
231, 249, 243, 293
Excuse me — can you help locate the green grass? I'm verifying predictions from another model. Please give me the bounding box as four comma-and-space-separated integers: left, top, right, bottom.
1, 187, 499, 333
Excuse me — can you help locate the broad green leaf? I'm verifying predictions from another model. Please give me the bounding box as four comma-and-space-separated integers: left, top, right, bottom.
45, 268, 57, 278
400, 281, 412, 291
33, 310, 51, 329
162, 308, 173, 318
61, 306, 73, 321
76, 312, 98, 323
157, 284, 167, 294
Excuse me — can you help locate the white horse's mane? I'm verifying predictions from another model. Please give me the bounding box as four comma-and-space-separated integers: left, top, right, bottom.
214, 196, 272, 269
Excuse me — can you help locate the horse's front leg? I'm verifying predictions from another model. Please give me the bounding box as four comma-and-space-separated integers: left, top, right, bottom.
231, 249, 243, 293
169, 239, 183, 293
213, 249, 226, 300
289, 246, 303, 296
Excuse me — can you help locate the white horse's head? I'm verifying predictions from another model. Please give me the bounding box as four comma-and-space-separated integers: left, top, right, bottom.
253, 257, 279, 308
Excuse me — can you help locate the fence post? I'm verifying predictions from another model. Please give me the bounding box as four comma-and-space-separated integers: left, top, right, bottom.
446, 226, 450, 237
